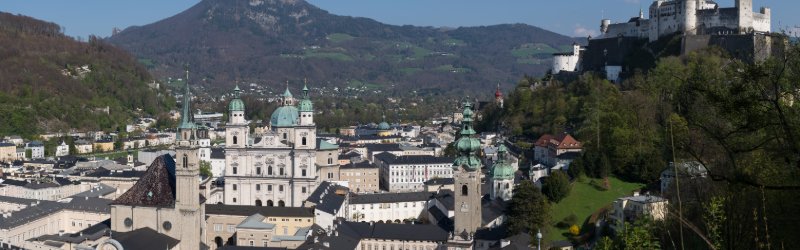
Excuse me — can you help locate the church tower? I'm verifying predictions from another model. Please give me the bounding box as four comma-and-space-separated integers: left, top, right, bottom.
294, 82, 316, 150
490, 144, 514, 201
226, 85, 248, 148
174, 68, 204, 249
449, 101, 482, 249
494, 83, 504, 109
177, 69, 198, 143
684, 0, 698, 35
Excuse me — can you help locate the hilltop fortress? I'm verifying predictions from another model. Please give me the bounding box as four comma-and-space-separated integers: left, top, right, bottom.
552, 0, 787, 83
600, 0, 770, 42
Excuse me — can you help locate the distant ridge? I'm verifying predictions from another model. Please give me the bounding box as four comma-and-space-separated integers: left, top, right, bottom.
107, 0, 577, 95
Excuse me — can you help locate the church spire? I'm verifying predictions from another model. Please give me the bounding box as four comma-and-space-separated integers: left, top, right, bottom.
178, 66, 196, 130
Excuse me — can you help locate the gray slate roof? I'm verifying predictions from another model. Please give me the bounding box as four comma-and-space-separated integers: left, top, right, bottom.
349, 191, 433, 204
205, 204, 313, 217
305, 181, 346, 214
112, 227, 180, 249
374, 152, 453, 165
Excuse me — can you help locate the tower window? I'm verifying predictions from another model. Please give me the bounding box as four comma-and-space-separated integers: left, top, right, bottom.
279, 167, 284, 176
302, 137, 307, 146
461, 185, 468, 196
268, 166, 273, 175
283, 133, 287, 139
256, 184, 261, 191
233, 136, 238, 145
279, 185, 284, 192
182, 154, 188, 169
256, 167, 261, 175
505, 183, 510, 189
327, 158, 333, 165
232, 184, 237, 191
233, 167, 237, 175
302, 169, 307, 176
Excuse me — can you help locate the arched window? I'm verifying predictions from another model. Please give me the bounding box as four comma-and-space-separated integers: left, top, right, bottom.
278, 200, 285, 207
283, 133, 287, 139
302, 137, 307, 146
255, 200, 262, 206
505, 183, 510, 189
267, 200, 274, 207
461, 185, 468, 196
233, 136, 238, 145
268, 166, 273, 175
214, 237, 223, 247
182, 154, 188, 169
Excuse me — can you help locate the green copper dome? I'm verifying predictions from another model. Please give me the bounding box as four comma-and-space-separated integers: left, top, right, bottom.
228, 86, 245, 111
491, 145, 514, 179
270, 106, 299, 127
298, 83, 313, 112
283, 87, 293, 98
378, 113, 390, 130
452, 100, 481, 171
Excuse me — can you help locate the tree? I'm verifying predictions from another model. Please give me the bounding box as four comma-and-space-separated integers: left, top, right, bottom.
595, 236, 615, 250
199, 161, 213, 178
567, 154, 584, 178
619, 219, 661, 249
542, 170, 571, 202
507, 181, 550, 234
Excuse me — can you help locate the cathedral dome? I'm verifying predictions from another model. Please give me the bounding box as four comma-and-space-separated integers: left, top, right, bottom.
228, 99, 245, 111
270, 106, 299, 127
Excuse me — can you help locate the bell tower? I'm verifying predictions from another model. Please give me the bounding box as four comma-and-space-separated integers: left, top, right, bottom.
448, 101, 482, 249
174, 67, 204, 249
490, 144, 514, 201
226, 85, 248, 148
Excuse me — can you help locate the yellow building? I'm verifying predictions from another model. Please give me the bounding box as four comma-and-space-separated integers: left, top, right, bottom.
0, 143, 17, 162
205, 204, 314, 249
93, 140, 114, 152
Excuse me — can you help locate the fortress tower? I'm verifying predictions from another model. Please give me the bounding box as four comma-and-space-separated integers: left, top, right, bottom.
684, 0, 698, 35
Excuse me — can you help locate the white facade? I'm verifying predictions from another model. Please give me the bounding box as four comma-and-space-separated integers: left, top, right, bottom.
55, 142, 69, 157
600, 0, 771, 42
347, 199, 427, 223
375, 154, 453, 193
552, 43, 582, 73
25, 143, 44, 159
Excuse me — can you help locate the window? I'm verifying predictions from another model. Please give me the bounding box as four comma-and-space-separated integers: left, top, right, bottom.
268, 185, 273, 191
182, 154, 188, 168
228, 225, 235, 232
279, 185, 284, 192
505, 183, 510, 189
249, 240, 254, 246
233, 136, 238, 145
302, 169, 307, 176
233, 198, 237, 203
283, 133, 287, 139
302, 187, 307, 193
279, 167, 284, 175
327, 173, 333, 179
268, 166, 273, 175
328, 158, 333, 164
233, 167, 237, 175
256, 184, 261, 191
461, 185, 468, 196
302, 137, 307, 145
214, 224, 222, 232
232, 184, 237, 191
257, 167, 261, 175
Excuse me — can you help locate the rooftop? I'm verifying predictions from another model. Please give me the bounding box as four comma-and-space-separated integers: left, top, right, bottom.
349, 191, 433, 204
110, 155, 176, 207
374, 152, 453, 165
206, 204, 314, 217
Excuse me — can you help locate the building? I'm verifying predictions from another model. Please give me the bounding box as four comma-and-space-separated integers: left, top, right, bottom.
375, 152, 454, 192
75, 140, 93, 154
0, 195, 112, 248
304, 181, 348, 231
109, 76, 206, 249
209, 148, 227, 179
54, 141, 69, 157
376, 114, 393, 137
0, 143, 17, 162
347, 191, 432, 223
448, 101, 483, 248
610, 193, 669, 232
0, 177, 87, 201
205, 204, 314, 248
423, 178, 454, 193
599, 0, 771, 42
660, 161, 708, 194
24, 141, 44, 159
93, 140, 114, 153
224, 85, 318, 207
552, 43, 583, 73
488, 145, 514, 201
3, 136, 23, 146
338, 161, 380, 193
534, 133, 582, 168
315, 139, 340, 183
300, 219, 448, 250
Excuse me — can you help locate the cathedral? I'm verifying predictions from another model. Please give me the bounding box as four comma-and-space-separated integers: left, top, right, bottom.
223, 84, 319, 207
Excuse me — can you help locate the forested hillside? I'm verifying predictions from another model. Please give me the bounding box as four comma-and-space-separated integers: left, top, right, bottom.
0, 13, 172, 138
483, 43, 800, 248
107, 0, 578, 95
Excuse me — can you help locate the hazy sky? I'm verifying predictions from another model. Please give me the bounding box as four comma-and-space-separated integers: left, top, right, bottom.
3, 0, 798, 39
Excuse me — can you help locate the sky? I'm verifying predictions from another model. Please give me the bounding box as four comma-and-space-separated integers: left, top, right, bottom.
2, 0, 798, 39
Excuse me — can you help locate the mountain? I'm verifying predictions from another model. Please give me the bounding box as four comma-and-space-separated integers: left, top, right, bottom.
0, 12, 170, 138
107, 0, 577, 95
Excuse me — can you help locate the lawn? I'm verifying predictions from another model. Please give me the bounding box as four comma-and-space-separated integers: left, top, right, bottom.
326, 33, 354, 43
544, 176, 645, 243
511, 43, 560, 58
